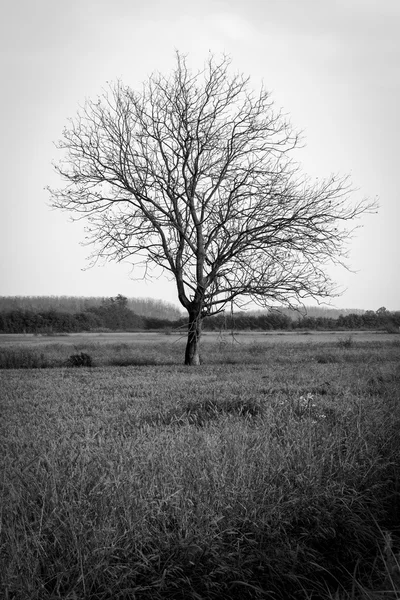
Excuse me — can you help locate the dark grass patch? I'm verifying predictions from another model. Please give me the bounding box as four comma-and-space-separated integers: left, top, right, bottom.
110, 355, 160, 367
141, 397, 264, 428
366, 371, 400, 397
315, 352, 339, 364
310, 381, 331, 395
0, 348, 52, 369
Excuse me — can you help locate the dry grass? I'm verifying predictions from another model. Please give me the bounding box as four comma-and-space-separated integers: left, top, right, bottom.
1, 337, 400, 599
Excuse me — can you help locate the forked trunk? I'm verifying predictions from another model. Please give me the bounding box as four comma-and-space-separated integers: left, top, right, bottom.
184, 310, 202, 366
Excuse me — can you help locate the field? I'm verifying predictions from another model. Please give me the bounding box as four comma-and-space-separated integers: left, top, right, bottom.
0, 330, 395, 346
1, 332, 400, 599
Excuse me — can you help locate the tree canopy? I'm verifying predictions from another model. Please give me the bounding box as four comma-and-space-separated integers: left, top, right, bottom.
49, 52, 377, 364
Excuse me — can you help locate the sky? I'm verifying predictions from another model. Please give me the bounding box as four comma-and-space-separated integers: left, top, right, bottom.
1, 0, 399, 311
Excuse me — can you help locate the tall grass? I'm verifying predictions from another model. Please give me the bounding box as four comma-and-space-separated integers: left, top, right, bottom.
0, 336, 399, 368
1, 338, 400, 599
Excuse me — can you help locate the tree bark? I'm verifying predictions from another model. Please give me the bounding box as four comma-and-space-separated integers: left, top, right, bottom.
184, 309, 202, 365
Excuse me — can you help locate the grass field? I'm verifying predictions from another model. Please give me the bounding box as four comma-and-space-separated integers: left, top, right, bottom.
1, 333, 400, 599
0, 330, 395, 345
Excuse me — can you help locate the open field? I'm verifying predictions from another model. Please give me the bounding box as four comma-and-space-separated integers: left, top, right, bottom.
0, 330, 395, 346
1, 335, 400, 599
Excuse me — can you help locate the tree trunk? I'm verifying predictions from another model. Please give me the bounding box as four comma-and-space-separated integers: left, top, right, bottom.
184, 309, 202, 365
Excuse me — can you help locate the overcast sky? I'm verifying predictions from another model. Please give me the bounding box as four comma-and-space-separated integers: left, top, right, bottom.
1, 0, 399, 310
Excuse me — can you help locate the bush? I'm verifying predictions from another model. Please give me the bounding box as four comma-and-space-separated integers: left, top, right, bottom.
337, 335, 354, 349
66, 352, 93, 367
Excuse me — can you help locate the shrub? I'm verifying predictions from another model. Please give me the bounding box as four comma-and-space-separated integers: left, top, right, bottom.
66, 352, 93, 367
337, 335, 354, 349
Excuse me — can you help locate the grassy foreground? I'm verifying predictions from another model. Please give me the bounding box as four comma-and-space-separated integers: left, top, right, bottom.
1, 336, 400, 599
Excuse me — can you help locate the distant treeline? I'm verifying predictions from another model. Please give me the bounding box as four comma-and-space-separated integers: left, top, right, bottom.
203, 307, 400, 332
0, 296, 399, 334
0, 295, 179, 334
0, 295, 182, 320
0, 296, 366, 321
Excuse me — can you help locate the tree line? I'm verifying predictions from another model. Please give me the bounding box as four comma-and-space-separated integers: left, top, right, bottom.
203, 307, 400, 332
0, 296, 398, 334
0, 295, 182, 319
0, 295, 153, 334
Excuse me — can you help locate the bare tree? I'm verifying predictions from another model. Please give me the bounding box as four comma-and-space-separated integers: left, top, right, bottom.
49, 53, 377, 365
